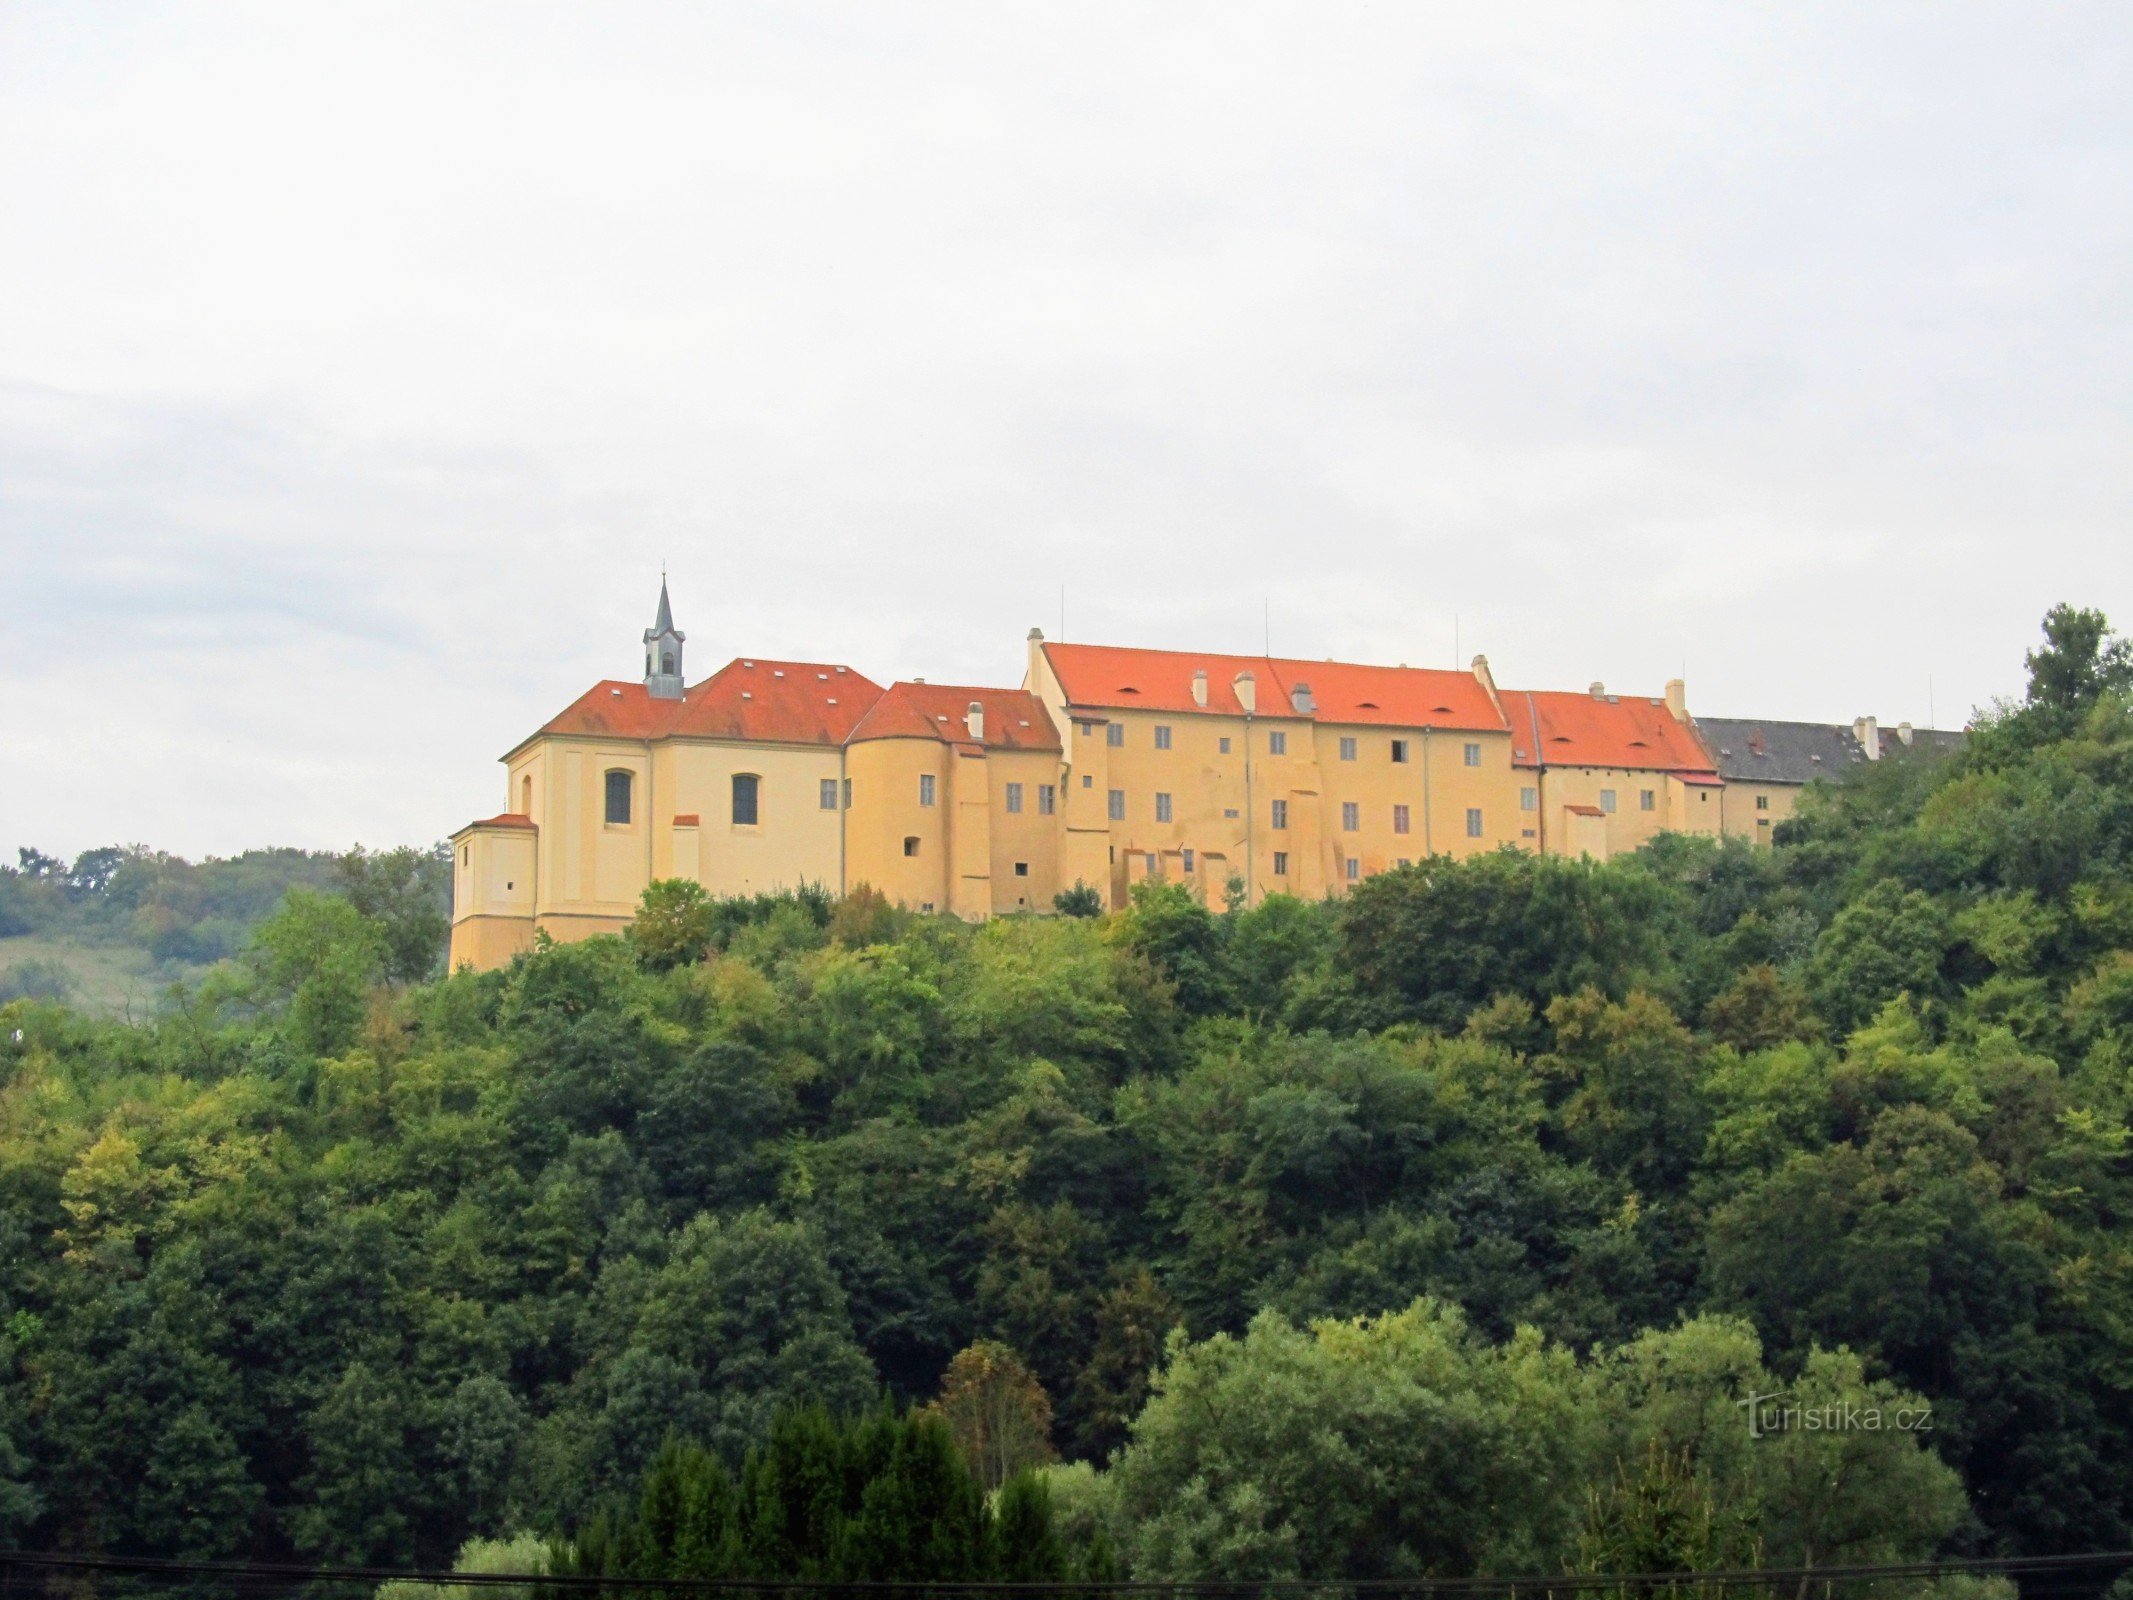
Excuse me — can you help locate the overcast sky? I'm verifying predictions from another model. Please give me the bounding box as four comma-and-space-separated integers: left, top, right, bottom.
2, 2, 2128, 862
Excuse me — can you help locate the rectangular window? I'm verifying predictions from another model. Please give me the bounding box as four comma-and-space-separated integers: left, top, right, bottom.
1273, 850, 1289, 875
1393, 804, 1410, 835
1014, 861, 1029, 876
1106, 722, 1124, 747
1182, 848, 1195, 872
1756, 794, 1770, 811
820, 778, 838, 810
1005, 782, 1023, 814
1223, 807, 1239, 819
1076, 719, 1096, 736
1219, 736, 1231, 754
1341, 801, 1359, 831
731, 773, 759, 827
1463, 742, 1482, 767
1345, 857, 1360, 882
1039, 784, 1056, 815
1269, 730, 1287, 755
1339, 736, 1357, 761
1108, 788, 1125, 821
605, 768, 633, 825
1600, 789, 1617, 814
1391, 739, 1408, 763
1155, 792, 1173, 823
1271, 798, 1288, 829
904, 837, 921, 857
919, 773, 936, 807
1640, 789, 1655, 811
1521, 786, 1538, 811
1397, 857, 1412, 868
1155, 725, 1173, 750
1082, 773, 1093, 788
1466, 807, 1484, 838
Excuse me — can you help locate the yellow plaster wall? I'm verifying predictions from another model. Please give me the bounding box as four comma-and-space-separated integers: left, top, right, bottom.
651, 739, 845, 897
985, 749, 1062, 914
845, 739, 952, 913
1532, 766, 1721, 859
1718, 779, 1799, 844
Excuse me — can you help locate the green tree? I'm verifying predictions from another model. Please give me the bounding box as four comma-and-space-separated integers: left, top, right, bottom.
338, 843, 452, 984
2025, 604, 2132, 722
925, 1340, 1057, 1493
1109, 1301, 1586, 1580
249, 888, 387, 1054
1807, 881, 1949, 1034
291, 1360, 424, 1565
628, 878, 717, 970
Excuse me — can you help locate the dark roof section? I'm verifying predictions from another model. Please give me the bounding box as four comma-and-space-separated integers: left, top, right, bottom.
1694, 717, 1870, 785
1695, 718, 1965, 785
1885, 726, 1968, 760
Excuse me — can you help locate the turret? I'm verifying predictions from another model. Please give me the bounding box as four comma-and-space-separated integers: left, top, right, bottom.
643, 576, 686, 700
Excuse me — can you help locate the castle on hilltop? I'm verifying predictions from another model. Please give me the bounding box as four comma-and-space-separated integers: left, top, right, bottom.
446, 580, 1958, 970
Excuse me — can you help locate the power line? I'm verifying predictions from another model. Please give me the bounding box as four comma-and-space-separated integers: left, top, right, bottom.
2, 1549, 2129, 1596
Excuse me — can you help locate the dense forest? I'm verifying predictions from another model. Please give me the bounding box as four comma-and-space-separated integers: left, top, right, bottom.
2, 606, 2130, 1585
0, 844, 450, 1006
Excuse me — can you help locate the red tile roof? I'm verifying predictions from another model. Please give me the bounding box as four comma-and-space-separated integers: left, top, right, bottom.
1507, 689, 1716, 774
531, 657, 887, 750
1041, 642, 1506, 732
846, 682, 1061, 751
455, 812, 535, 832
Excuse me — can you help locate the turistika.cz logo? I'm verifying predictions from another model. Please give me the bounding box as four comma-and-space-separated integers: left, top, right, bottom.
1739, 1390, 1933, 1439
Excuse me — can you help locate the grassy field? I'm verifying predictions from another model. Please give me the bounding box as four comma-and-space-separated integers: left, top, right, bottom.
0, 933, 213, 1017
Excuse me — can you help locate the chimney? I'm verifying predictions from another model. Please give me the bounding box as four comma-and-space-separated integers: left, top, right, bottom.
1290, 680, 1316, 715
1470, 653, 1504, 718
1191, 669, 1208, 708
1025, 627, 1045, 694
1853, 716, 1881, 761
1664, 678, 1688, 722
1589, 681, 1606, 699
1233, 671, 1257, 714
966, 701, 985, 742
1896, 722, 1914, 747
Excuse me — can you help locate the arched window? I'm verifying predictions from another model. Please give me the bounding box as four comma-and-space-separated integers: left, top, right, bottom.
605, 769, 633, 825
732, 773, 761, 826
520, 775, 533, 815
661, 651, 675, 675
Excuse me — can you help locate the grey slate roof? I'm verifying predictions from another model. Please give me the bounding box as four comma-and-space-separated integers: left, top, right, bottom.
1694, 717, 1872, 785
1695, 716, 1965, 786
1885, 726, 1967, 761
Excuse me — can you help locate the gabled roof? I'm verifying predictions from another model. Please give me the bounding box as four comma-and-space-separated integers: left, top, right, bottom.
1508, 689, 1715, 774
531, 657, 886, 750
1694, 717, 1870, 785
846, 683, 1061, 751
1041, 641, 1506, 732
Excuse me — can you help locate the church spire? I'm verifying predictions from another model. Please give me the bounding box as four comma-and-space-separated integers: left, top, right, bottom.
642, 574, 686, 699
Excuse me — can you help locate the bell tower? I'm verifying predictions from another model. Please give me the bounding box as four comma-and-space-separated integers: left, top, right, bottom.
643, 574, 686, 699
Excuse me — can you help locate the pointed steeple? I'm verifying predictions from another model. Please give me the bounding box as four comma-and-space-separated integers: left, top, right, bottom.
642, 574, 686, 699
